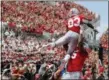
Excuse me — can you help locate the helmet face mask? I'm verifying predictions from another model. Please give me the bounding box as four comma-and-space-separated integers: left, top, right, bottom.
69, 8, 79, 16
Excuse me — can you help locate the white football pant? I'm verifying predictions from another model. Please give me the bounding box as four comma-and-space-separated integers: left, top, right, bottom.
55, 30, 79, 55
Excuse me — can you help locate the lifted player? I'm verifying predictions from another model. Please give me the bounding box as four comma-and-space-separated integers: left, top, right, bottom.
43, 8, 98, 64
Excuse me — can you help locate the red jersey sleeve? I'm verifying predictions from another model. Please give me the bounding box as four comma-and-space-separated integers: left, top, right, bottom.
79, 15, 85, 23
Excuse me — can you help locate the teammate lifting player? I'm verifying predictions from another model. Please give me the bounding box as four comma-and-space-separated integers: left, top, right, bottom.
53, 34, 92, 80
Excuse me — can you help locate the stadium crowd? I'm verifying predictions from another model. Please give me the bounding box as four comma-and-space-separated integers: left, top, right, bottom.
1, 1, 108, 80
100, 29, 108, 51
1, 1, 95, 34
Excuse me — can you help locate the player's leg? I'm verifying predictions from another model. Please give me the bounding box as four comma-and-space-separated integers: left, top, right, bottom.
58, 31, 79, 72
55, 30, 79, 47
42, 31, 71, 48
54, 31, 72, 46
63, 31, 79, 61
67, 34, 79, 55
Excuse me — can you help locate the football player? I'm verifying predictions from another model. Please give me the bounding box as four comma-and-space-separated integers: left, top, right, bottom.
54, 34, 92, 79
43, 8, 98, 64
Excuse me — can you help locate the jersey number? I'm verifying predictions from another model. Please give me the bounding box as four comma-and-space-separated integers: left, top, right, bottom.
71, 53, 77, 59
68, 17, 80, 28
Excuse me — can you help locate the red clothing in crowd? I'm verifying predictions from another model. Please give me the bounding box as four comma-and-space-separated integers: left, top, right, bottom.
35, 28, 43, 34
12, 67, 19, 74
99, 65, 104, 73
8, 22, 16, 29
18, 69, 25, 75
29, 26, 35, 33
49, 27, 54, 33
21, 26, 28, 32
